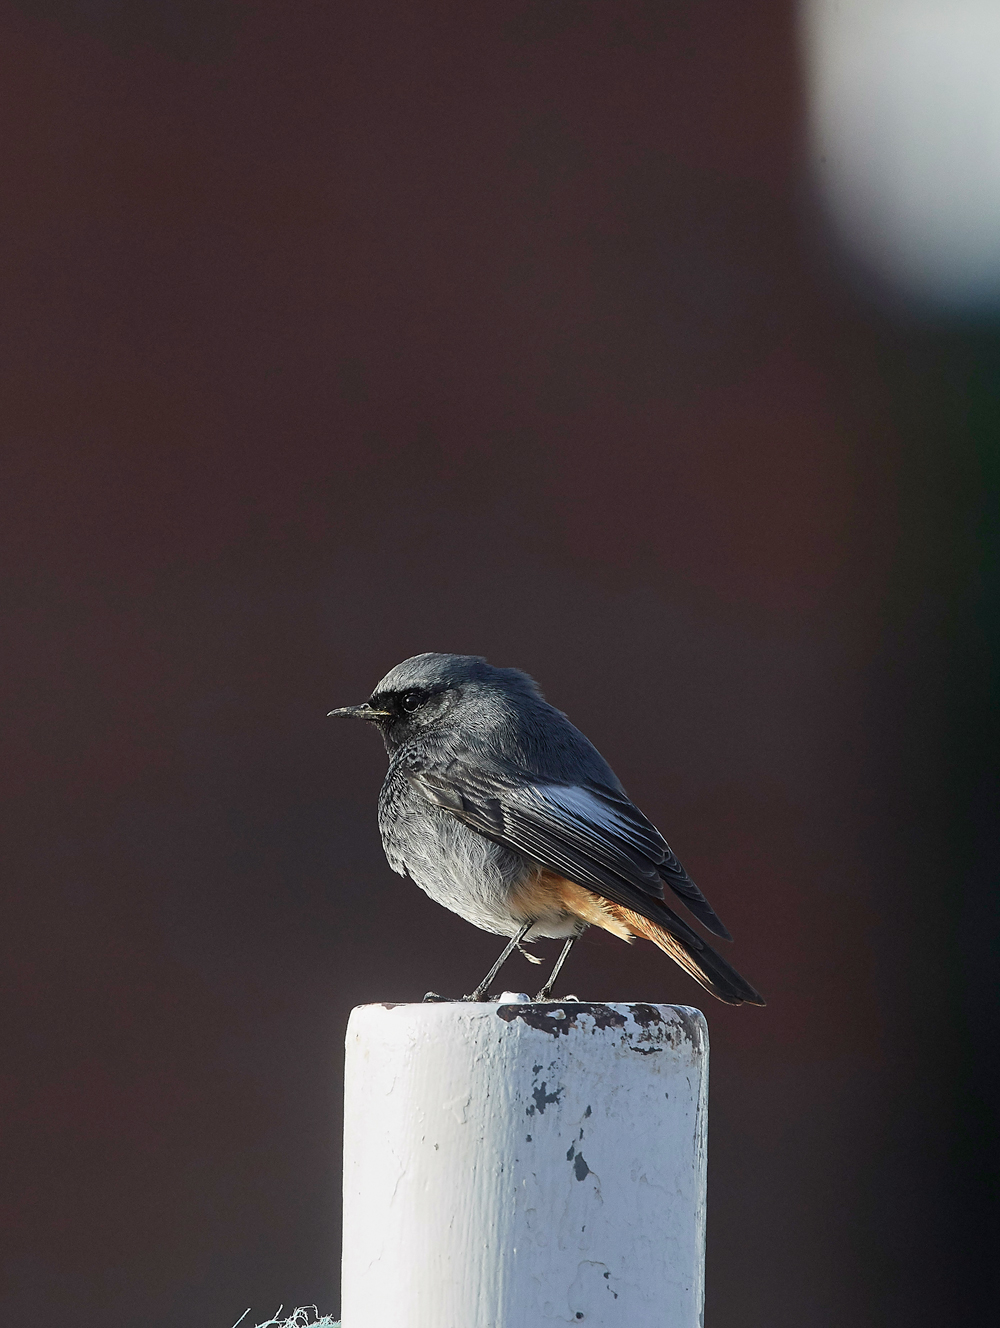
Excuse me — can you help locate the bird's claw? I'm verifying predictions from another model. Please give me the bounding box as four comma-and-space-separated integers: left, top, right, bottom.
422, 991, 449, 1002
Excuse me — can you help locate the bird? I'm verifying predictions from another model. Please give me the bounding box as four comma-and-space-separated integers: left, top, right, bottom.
329, 653, 764, 1007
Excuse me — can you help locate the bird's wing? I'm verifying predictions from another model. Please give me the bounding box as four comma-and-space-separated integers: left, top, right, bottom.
595, 786, 733, 939
405, 750, 729, 945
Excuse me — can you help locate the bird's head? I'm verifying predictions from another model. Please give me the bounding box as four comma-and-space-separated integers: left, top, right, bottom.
328, 652, 544, 754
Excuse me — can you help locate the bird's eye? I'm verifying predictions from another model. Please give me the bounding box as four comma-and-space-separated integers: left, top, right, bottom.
400, 689, 424, 713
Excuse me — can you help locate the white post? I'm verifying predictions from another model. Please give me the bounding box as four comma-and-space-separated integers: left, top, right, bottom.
341, 999, 709, 1327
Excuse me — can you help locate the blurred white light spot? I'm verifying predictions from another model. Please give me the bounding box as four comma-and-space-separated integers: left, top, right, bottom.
802, 0, 1000, 311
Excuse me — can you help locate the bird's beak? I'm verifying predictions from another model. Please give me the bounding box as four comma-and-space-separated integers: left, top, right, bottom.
327, 703, 392, 721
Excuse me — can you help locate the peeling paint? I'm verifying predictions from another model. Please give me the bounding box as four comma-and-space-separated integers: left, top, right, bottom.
627, 1003, 665, 1028
497, 1002, 628, 1036
527, 1080, 563, 1115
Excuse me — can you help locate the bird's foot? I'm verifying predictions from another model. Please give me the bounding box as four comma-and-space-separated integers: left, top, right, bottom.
462, 990, 487, 1002
422, 991, 450, 1002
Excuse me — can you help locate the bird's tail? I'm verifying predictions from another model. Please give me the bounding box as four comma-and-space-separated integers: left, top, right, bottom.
613, 905, 766, 1006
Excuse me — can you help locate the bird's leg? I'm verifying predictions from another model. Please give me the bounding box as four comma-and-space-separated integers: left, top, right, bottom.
534, 924, 588, 1002
465, 920, 534, 1001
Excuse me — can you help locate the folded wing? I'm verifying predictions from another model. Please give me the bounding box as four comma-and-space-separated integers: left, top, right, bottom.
405, 751, 732, 945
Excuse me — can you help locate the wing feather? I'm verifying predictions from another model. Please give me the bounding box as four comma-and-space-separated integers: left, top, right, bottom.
407, 753, 732, 945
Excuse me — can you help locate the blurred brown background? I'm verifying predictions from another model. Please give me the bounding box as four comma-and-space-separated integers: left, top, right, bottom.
1, 2, 997, 1324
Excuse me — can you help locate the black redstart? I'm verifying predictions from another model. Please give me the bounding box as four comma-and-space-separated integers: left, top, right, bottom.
330, 652, 764, 1006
